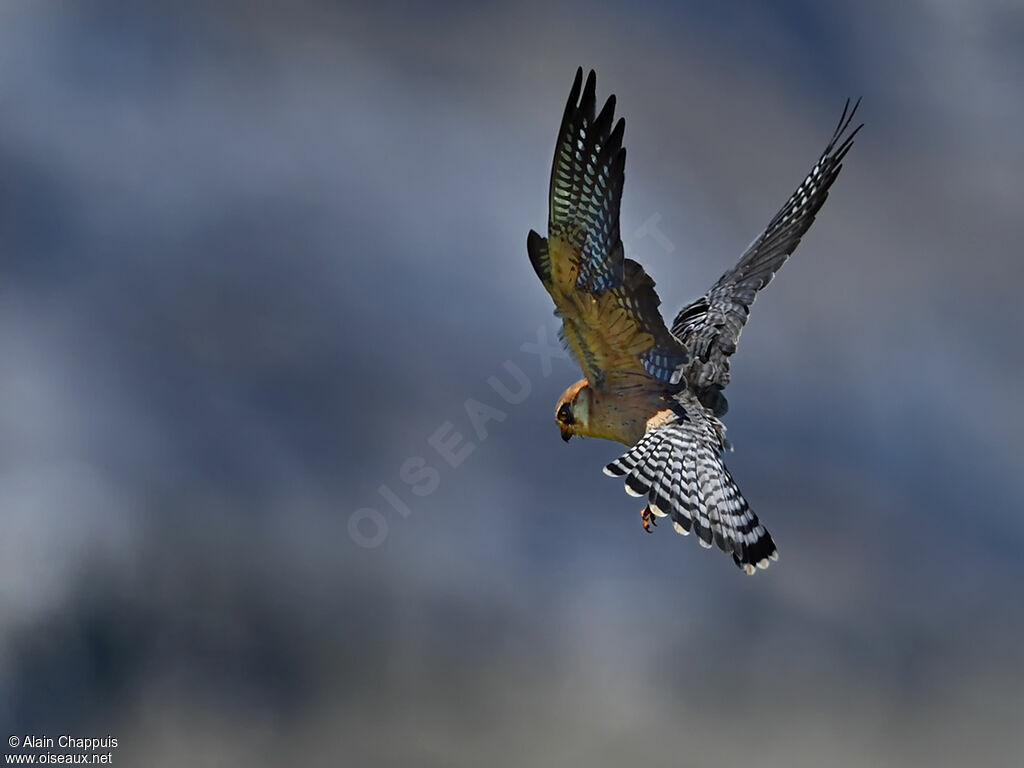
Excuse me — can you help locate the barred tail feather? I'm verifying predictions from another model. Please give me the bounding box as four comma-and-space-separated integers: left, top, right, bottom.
687, 444, 715, 549
603, 429, 656, 478
604, 421, 778, 573
623, 436, 662, 497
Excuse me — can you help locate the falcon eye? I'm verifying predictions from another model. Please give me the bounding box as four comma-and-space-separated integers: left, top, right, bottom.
557, 404, 574, 424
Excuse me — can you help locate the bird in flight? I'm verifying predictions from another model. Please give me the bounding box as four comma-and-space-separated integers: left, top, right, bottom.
527, 68, 860, 573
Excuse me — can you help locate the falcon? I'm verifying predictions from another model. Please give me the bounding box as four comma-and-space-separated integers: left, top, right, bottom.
527, 68, 860, 573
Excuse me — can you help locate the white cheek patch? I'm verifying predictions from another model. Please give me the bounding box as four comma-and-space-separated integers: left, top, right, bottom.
573, 394, 590, 427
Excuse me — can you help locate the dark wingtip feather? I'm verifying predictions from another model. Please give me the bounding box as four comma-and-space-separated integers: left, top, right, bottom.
527, 229, 550, 284
828, 97, 864, 160
592, 94, 617, 148
558, 69, 585, 133
832, 97, 859, 142
607, 117, 625, 156
581, 70, 598, 121
568, 68, 584, 105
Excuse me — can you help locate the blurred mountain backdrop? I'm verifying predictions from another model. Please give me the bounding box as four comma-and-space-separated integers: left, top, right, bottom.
2, 1, 1023, 765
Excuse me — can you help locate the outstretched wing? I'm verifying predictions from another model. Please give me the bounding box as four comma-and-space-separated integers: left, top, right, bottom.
672, 100, 862, 409
528, 68, 689, 390
603, 394, 777, 573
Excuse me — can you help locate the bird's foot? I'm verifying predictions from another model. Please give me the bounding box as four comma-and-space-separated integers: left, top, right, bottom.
640, 505, 657, 533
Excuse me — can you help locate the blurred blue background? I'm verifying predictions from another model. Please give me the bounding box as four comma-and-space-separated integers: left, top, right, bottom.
2, 1, 1023, 765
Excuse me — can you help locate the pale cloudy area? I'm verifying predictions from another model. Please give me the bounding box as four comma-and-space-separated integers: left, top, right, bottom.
1, 1, 1022, 766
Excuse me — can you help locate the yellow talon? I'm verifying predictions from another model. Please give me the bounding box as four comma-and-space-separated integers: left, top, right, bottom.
640, 505, 656, 533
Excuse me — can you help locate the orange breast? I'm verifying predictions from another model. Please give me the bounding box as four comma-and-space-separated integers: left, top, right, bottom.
586, 388, 669, 446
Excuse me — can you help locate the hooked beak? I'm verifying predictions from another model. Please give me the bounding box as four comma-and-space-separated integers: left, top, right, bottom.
560, 428, 572, 442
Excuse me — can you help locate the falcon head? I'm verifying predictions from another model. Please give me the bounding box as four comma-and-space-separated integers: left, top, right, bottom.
555, 379, 592, 442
